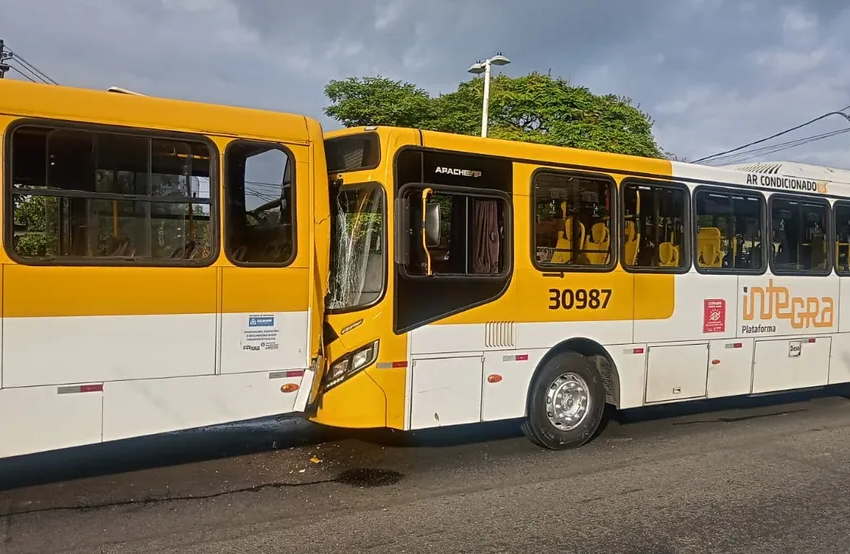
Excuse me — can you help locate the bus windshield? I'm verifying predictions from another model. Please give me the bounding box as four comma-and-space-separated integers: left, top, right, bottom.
327, 185, 385, 311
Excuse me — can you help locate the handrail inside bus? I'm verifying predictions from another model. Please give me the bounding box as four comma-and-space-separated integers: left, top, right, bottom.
422, 187, 433, 276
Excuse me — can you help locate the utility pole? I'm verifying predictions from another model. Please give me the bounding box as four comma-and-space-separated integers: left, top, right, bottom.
0, 40, 9, 79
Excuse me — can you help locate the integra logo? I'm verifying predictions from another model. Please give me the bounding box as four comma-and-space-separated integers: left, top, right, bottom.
435, 166, 482, 178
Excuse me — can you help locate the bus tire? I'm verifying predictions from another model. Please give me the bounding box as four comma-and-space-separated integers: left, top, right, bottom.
522, 350, 606, 450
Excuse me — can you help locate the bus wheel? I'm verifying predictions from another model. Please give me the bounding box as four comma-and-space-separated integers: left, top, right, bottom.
522, 351, 606, 450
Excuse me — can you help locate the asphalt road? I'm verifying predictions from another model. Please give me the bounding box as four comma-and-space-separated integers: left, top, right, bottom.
3, 390, 850, 553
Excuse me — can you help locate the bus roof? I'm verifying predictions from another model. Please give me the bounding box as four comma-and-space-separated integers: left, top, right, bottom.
0, 79, 321, 144
325, 125, 671, 177
326, 125, 850, 198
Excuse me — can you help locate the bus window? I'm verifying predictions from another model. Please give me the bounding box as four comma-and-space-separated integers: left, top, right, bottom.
9, 125, 214, 263
532, 171, 614, 269
224, 141, 294, 265
325, 133, 380, 173
694, 189, 764, 272
770, 197, 829, 274
622, 182, 688, 271
835, 202, 850, 274
328, 184, 385, 311
400, 187, 508, 277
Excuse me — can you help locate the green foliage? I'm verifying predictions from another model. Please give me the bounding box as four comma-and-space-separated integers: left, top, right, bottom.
323, 72, 670, 159
11, 192, 212, 259
12, 195, 53, 257
664, 151, 689, 162
323, 76, 435, 128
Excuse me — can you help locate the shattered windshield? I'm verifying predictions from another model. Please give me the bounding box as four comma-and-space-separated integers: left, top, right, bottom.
328, 185, 385, 311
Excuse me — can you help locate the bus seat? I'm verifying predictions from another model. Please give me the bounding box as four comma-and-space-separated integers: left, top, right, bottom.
751, 243, 762, 268
810, 235, 826, 270
696, 227, 723, 268
584, 221, 610, 265
623, 220, 639, 265
774, 229, 790, 265
230, 245, 248, 262
108, 236, 134, 257
170, 240, 196, 259
658, 242, 680, 267
550, 217, 585, 264
836, 242, 850, 271
263, 242, 284, 262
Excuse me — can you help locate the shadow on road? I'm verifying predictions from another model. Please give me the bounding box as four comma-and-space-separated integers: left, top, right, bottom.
616, 384, 850, 424
340, 385, 850, 448
0, 415, 337, 492
339, 419, 527, 448
3, 384, 849, 492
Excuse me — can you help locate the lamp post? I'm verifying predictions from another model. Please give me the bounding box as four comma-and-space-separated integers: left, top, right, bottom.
468, 53, 510, 137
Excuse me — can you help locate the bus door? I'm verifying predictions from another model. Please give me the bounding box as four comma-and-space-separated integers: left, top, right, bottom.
219, 140, 314, 407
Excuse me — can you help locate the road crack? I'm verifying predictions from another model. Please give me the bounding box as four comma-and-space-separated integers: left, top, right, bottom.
0, 477, 336, 518
0, 467, 404, 519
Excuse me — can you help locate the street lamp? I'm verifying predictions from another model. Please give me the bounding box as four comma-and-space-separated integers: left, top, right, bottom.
468, 53, 510, 137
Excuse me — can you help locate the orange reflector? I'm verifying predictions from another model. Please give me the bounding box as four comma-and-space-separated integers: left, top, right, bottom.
711, 359, 721, 365
280, 383, 299, 393
487, 374, 502, 383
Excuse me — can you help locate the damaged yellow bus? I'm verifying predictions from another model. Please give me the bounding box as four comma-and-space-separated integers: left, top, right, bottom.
5, 78, 847, 458
315, 125, 850, 450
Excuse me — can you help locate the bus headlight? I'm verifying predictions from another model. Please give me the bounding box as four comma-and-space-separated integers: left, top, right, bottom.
324, 340, 379, 391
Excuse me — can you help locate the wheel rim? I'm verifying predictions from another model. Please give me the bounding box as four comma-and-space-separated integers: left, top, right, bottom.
545, 372, 591, 431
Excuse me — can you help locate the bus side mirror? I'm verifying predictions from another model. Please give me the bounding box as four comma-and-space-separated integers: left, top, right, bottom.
424, 202, 441, 248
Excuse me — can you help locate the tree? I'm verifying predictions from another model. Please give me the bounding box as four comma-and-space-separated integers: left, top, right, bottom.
12, 195, 53, 257
323, 76, 435, 128
323, 72, 668, 159
664, 152, 689, 162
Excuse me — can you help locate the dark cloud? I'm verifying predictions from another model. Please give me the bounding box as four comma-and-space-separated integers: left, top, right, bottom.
2, 0, 848, 166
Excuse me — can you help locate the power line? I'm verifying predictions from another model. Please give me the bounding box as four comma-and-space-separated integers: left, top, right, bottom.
704, 128, 850, 165
0, 39, 57, 84
7, 59, 44, 84
6, 64, 37, 83
5, 45, 57, 84
693, 107, 850, 164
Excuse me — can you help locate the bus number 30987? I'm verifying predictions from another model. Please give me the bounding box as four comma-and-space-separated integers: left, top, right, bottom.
548, 288, 612, 310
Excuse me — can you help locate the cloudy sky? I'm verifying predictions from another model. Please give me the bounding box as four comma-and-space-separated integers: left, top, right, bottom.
3, 0, 849, 168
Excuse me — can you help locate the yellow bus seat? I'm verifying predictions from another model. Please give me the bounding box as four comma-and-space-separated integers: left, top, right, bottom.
836, 242, 850, 271
696, 227, 723, 268
550, 216, 585, 264
658, 241, 680, 267
623, 219, 639, 266
584, 221, 610, 265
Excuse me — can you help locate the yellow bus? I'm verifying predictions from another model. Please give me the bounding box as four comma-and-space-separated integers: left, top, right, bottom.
315, 125, 850, 450
0, 79, 329, 458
